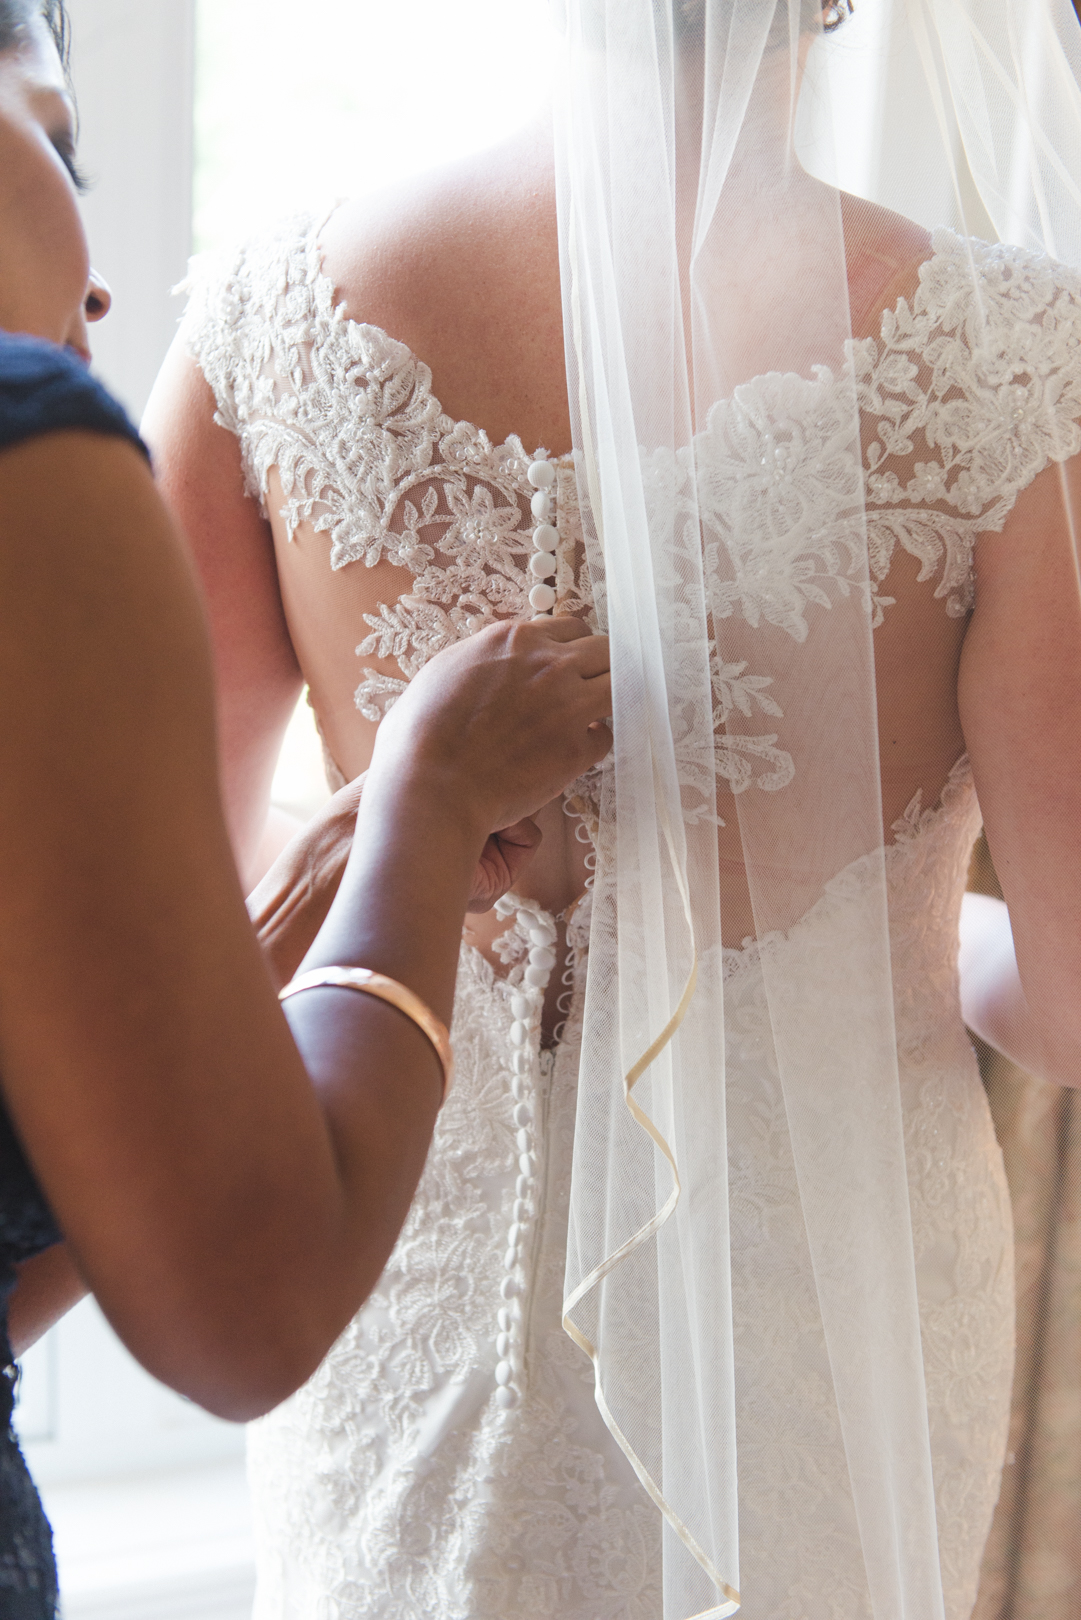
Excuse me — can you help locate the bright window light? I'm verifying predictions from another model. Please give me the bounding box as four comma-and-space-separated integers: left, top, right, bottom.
195, 0, 558, 254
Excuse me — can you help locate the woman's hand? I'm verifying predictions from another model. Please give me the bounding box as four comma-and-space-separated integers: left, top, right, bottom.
468, 819, 544, 914
371, 615, 611, 840
250, 787, 543, 990
251, 617, 608, 986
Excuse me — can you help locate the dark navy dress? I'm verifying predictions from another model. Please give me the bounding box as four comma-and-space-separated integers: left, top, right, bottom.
0, 330, 148, 1617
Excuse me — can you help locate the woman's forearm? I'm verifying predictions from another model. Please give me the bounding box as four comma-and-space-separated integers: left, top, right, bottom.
299, 767, 482, 1023
6, 1244, 88, 1359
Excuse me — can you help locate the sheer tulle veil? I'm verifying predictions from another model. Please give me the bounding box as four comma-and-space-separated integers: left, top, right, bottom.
551, 0, 1081, 1615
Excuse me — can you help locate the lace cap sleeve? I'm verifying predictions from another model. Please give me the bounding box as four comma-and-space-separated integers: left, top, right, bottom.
177, 213, 322, 501
854, 231, 1081, 617
177, 242, 247, 438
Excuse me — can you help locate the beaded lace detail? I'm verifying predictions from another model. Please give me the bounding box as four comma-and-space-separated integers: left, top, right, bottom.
182, 218, 591, 727
182, 217, 1072, 1618
245, 767, 1011, 1620
185, 222, 1081, 818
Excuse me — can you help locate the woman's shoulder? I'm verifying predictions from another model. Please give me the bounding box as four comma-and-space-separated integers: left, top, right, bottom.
920, 227, 1081, 309
887, 226, 1081, 362
0, 332, 146, 462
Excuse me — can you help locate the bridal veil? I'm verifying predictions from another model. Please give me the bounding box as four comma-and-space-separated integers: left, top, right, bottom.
552, 1, 1081, 1614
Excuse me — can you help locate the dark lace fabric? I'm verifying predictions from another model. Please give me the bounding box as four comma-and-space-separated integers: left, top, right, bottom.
0, 329, 148, 1618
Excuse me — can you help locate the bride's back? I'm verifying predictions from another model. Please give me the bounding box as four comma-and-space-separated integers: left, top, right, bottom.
274, 125, 978, 940
149, 111, 1077, 954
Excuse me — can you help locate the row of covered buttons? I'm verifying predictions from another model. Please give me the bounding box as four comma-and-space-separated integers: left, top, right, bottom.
527, 455, 557, 617
492, 896, 559, 1410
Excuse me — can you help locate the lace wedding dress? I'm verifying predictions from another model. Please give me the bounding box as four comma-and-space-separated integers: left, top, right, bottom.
181, 217, 1081, 1619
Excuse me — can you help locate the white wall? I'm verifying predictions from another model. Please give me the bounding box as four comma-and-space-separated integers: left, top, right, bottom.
67, 0, 196, 418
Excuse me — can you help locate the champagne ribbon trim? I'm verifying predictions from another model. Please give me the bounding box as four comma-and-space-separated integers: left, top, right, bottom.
560, 797, 739, 1612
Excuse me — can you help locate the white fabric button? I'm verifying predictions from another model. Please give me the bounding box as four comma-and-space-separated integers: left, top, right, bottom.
524, 966, 549, 989
500, 1275, 521, 1300
508, 1222, 523, 1248
529, 945, 557, 971
512, 1050, 531, 1075
495, 1360, 514, 1386
530, 489, 552, 520
516, 1128, 532, 1153
511, 1075, 526, 1101
511, 994, 530, 1020
532, 523, 558, 549
513, 1103, 532, 1128
519, 1151, 534, 1174
513, 1198, 530, 1222
504, 1246, 519, 1270
528, 923, 557, 946
529, 583, 556, 612
530, 552, 557, 579
496, 1332, 511, 1357
527, 460, 555, 489
498, 1306, 512, 1331
510, 1020, 529, 1047
495, 1385, 517, 1410
515, 1176, 530, 1199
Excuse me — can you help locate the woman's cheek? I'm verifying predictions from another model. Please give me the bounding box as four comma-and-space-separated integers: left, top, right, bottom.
0, 125, 90, 347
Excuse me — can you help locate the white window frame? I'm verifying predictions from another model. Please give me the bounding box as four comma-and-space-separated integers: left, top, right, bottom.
68, 0, 196, 419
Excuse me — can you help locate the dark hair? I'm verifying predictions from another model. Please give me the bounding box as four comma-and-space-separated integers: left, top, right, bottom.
0, 1, 70, 70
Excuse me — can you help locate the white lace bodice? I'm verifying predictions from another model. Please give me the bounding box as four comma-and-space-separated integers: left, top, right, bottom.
184, 221, 1081, 742
722, 759, 1013, 1619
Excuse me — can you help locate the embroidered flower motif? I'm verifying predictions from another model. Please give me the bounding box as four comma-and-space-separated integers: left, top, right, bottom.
712, 657, 784, 722
907, 461, 949, 503
693, 369, 868, 643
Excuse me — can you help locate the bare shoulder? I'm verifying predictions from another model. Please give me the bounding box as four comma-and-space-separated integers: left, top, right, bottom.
0, 427, 160, 560
320, 120, 555, 331
317, 114, 566, 450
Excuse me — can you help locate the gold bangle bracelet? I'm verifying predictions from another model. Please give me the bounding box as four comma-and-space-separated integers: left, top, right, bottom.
279, 967, 453, 1104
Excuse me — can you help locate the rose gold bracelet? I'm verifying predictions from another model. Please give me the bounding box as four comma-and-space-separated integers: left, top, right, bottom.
279, 967, 453, 1104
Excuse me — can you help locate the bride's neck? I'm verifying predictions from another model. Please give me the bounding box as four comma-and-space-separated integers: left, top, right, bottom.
674, 32, 819, 217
